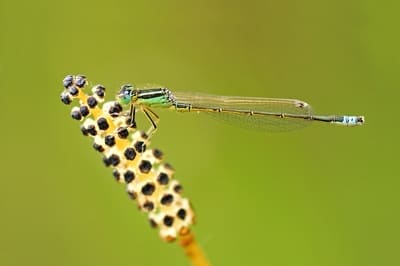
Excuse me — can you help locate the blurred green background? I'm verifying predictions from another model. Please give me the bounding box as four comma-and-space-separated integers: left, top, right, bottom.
1, 0, 399, 265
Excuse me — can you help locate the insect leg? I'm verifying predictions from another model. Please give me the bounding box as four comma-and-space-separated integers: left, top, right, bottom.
142, 106, 160, 138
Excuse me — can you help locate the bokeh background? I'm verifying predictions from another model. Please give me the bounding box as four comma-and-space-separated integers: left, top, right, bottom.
1, 1, 399, 265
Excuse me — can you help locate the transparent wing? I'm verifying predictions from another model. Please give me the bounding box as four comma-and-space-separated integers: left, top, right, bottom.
172, 92, 314, 132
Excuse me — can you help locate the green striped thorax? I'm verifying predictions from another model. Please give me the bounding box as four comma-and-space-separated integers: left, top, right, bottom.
118, 84, 175, 108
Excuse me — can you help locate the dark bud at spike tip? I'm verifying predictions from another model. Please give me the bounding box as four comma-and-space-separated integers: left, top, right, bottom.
68, 86, 79, 96
97, 117, 109, 130
63, 75, 74, 88
61, 92, 72, 105
75, 75, 87, 88
109, 107, 120, 117
87, 96, 98, 108
103, 156, 111, 167
71, 110, 82, 120
114, 102, 123, 112
103, 154, 120, 167
108, 103, 123, 117
94, 85, 106, 98
80, 125, 89, 136
87, 125, 97, 136
79, 105, 90, 117
92, 142, 104, 152
96, 90, 105, 98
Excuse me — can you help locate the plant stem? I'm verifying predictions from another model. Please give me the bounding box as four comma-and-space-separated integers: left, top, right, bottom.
179, 232, 210, 266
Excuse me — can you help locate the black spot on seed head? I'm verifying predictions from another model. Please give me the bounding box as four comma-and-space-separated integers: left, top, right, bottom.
141, 132, 149, 139
134, 141, 146, 153
153, 149, 163, 159
173, 184, 182, 194
92, 142, 104, 152
87, 96, 98, 108
141, 183, 155, 196
79, 105, 90, 117
157, 172, 169, 185
127, 191, 137, 200
104, 135, 116, 147
163, 216, 174, 227
97, 117, 109, 130
177, 209, 187, 220
123, 170, 135, 183
68, 86, 79, 96
143, 201, 154, 211
149, 219, 158, 228
164, 163, 174, 171
103, 156, 111, 167
63, 75, 73, 88
124, 147, 136, 160
117, 127, 129, 139
112, 169, 120, 181
61, 92, 72, 104
139, 160, 152, 174
160, 194, 174, 205
108, 154, 120, 166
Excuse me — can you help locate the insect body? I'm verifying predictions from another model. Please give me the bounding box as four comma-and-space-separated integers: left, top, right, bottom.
118, 84, 365, 133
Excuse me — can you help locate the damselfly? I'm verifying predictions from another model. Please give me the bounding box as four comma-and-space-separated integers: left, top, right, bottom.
118, 85, 365, 134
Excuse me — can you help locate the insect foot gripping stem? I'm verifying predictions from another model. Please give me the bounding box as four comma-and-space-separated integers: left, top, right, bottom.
60, 75, 195, 241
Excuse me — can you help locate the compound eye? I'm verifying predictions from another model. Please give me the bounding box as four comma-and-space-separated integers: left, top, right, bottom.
118, 84, 134, 104
119, 84, 133, 94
